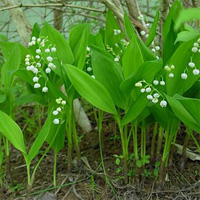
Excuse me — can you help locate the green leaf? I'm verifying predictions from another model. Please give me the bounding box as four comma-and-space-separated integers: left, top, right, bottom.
40, 22, 74, 64
91, 45, 126, 109
175, 8, 200, 30
136, 160, 142, 168
69, 24, 91, 69
122, 34, 144, 78
175, 31, 200, 43
166, 38, 200, 96
122, 94, 149, 125
145, 10, 160, 47
0, 111, 27, 155
64, 64, 117, 114
1, 45, 21, 89
0, 94, 6, 104
124, 12, 135, 40
115, 158, 120, 165
166, 95, 200, 133
27, 112, 52, 163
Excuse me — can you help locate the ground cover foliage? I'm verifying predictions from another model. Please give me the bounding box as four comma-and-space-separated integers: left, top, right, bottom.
0, 0, 200, 199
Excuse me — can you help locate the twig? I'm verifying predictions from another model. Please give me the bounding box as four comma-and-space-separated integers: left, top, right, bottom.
0, 3, 105, 13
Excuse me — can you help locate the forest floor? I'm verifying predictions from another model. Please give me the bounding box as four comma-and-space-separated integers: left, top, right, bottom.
0, 106, 199, 200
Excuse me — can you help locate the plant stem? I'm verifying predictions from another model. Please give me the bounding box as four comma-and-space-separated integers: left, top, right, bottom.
150, 123, 158, 163
156, 126, 163, 161
53, 151, 57, 187
181, 128, 191, 169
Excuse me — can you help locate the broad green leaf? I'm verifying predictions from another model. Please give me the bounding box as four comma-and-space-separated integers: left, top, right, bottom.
91, 46, 126, 109
1, 45, 21, 89
175, 31, 200, 43
166, 38, 200, 96
122, 35, 144, 78
89, 33, 105, 49
124, 12, 135, 40
166, 95, 200, 133
122, 94, 149, 125
27, 112, 52, 163
175, 8, 200, 30
120, 60, 162, 95
145, 10, 160, 47
105, 10, 124, 53
40, 22, 74, 64
0, 94, 6, 103
64, 64, 117, 114
69, 24, 91, 69
0, 111, 27, 155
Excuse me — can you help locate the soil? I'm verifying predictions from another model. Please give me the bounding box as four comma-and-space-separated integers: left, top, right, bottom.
0, 108, 199, 200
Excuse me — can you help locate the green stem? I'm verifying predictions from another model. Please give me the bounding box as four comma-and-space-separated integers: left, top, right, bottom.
98, 110, 118, 199
156, 126, 163, 160
53, 151, 57, 187
150, 123, 158, 162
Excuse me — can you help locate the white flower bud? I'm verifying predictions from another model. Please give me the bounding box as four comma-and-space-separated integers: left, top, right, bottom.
146, 23, 150, 28
140, 31, 146, 36
192, 47, 198, 53
53, 119, 59, 124
91, 75, 95, 79
45, 48, 50, 53
37, 63, 41, 67
160, 100, 167, 107
47, 56, 53, 62
87, 67, 92, 72
25, 62, 30, 65
153, 93, 160, 98
42, 87, 48, 92
135, 82, 142, 87
25, 58, 29, 62
115, 43, 119, 48
193, 69, 199, 76
33, 68, 38, 74
160, 81, 165, 85
61, 100, 66, 105
188, 62, 195, 68
32, 41, 36, 45
155, 46, 160, 51
145, 87, 151, 93
26, 66, 31, 71
33, 77, 39, 82
37, 38, 41, 42
34, 83, 41, 88
164, 65, 171, 71
156, 56, 159, 59
117, 29, 121, 34
145, 34, 149, 38
181, 73, 188, 79
45, 68, 51, 73
56, 107, 61, 112
197, 38, 200, 43
35, 55, 40, 59
151, 48, 156, 52
51, 47, 56, 52
171, 65, 175, 69
32, 36, 36, 41
26, 54, 30, 58
147, 95, 153, 100
152, 98, 158, 104
28, 42, 33, 46
169, 73, 174, 78
140, 88, 145, 93
138, 15, 144, 21
36, 49, 41, 54
153, 80, 159, 85
53, 110, 58, 115
29, 65, 35, 71
114, 57, 120, 62
193, 42, 199, 47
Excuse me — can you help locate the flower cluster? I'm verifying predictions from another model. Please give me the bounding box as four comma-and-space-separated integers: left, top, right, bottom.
85, 46, 93, 73
181, 39, 200, 80
135, 80, 167, 108
150, 41, 160, 59
52, 97, 66, 125
113, 29, 121, 36
25, 36, 57, 92
164, 64, 175, 78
